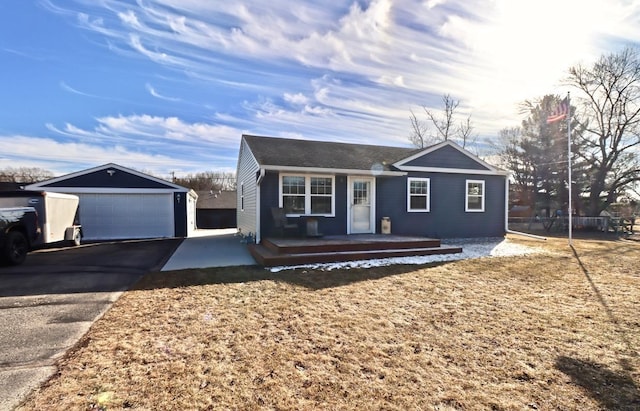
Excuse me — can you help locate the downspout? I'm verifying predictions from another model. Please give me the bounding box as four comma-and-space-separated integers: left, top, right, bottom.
255, 168, 265, 243
504, 176, 509, 234
504, 174, 547, 240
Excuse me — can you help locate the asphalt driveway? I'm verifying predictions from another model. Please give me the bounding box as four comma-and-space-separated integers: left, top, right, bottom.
0, 238, 181, 411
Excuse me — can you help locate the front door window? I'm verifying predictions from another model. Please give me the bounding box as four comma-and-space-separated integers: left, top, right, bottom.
350, 177, 374, 233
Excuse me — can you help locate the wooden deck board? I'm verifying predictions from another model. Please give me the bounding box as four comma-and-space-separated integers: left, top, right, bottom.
249, 234, 462, 267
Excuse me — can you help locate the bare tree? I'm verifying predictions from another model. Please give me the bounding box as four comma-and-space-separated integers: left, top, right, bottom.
409, 109, 429, 148
427, 94, 458, 141
409, 94, 475, 148
457, 114, 476, 149
173, 171, 236, 191
569, 47, 640, 215
0, 167, 54, 183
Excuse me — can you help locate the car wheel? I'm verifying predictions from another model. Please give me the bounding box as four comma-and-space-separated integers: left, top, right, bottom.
4, 231, 28, 265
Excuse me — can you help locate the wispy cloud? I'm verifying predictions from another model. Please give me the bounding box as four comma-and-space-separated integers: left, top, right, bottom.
14, 0, 640, 176
20, 113, 245, 175
59, 81, 98, 97
1, 47, 48, 61
0, 135, 180, 176
145, 83, 181, 101
55, 1, 640, 134
283, 92, 309, 105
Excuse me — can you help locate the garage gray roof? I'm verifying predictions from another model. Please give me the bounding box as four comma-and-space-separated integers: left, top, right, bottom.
243, 134, 418, 171
26, 163, 189, 192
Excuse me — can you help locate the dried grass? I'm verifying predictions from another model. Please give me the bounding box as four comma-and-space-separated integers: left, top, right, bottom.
18, 236, 640, 410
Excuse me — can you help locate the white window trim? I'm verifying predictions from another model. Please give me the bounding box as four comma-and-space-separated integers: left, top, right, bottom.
279, 174, 336, 217
465, 179, 485, 212
407, 177, 430, 212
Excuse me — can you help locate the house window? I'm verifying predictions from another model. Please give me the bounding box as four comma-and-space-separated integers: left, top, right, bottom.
310, 177, 332, 214
282, 176, 306, 214
407, 177, 430, 212
240, 182, 244, 211
281, 174, 334, 216
466, 180, 485, 212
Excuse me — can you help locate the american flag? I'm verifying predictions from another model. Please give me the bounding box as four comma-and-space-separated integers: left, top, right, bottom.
546, 97, 569, 123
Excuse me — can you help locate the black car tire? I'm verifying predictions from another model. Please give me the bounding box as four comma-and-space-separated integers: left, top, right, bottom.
4, 231, 28, 265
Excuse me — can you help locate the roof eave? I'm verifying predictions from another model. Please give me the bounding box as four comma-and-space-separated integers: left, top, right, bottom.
261, 165, 406, 176
396, 165, 509, 176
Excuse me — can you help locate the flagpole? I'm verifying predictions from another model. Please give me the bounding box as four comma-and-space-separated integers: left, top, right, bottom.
567, 91, 572, 246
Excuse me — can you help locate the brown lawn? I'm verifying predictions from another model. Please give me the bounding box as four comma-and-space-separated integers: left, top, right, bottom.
18, 235, 640, 410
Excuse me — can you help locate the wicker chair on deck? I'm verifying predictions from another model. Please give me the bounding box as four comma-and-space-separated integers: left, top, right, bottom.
271, 207, 298, 237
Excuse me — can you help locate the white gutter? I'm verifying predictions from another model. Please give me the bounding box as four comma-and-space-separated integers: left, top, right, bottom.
397, 165, 509, 176
256, 168, 265, 185
260, 165, 406, 176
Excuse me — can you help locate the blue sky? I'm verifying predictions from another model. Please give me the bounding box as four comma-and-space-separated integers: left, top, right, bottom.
1, 0, 639, 179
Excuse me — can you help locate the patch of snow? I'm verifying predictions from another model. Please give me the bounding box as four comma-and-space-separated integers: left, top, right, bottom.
269, 237, 545, 272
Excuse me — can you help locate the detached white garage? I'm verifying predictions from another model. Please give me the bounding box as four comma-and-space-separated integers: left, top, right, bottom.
27, 163, 197, 241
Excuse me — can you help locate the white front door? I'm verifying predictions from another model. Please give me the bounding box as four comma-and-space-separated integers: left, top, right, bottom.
348, 176, 375, 234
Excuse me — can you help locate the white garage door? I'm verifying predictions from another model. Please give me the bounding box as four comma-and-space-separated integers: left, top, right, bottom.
78, 193, 174, 240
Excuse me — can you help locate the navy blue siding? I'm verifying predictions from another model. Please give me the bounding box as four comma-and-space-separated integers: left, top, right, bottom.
174, 192, 187, 237
377, 172, 505, 238
260, 171, 505, 239
404, 145, 490, 170
43, 169, 176, 189
259, 172, 348, 237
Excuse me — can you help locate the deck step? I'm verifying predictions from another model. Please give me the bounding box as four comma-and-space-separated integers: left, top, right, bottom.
262, 237, 442, 254
249, 244, 463, 267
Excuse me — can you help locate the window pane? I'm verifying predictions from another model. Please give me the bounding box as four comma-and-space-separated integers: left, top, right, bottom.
283, 196, 305, 214
353, 181, 369, 205
410, 196, 427, 210
468, 183, 481, 196
283, 176, 305, 194
311, 196, 331, 214
311, 177, 332, 195
467, 196, 482, 210
410, 180, 427, 195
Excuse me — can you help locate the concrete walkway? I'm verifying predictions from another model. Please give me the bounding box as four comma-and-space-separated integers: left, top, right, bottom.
161, 229, 256, 271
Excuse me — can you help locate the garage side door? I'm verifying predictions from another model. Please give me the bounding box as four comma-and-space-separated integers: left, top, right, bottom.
78, 193, 174, 240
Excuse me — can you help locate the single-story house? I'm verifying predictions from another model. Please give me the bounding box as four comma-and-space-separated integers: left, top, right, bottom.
195, 190, 237, 229
27, 163, 197, 241
236, 134, 509, 243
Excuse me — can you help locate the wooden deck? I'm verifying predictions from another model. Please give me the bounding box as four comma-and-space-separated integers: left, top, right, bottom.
248, 234, 462, 267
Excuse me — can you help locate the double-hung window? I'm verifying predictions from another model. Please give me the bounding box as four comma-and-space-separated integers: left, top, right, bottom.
407, 177, 430, 212
281, 175, 334, 216
465, 180, 485, 212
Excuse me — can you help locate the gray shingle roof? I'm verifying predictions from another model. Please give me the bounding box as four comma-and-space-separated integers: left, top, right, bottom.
196, 190, 237, 209
243, 134, 418, 171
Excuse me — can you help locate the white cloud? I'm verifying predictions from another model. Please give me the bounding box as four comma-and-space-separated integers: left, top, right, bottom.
118, 10, 141, 28
145, 83, 181, 101
59, 81, 96, 97
27, 0, 640, 172
283, 92, 308, 105
88, 114, 241, 146
7, 113, 244, 176
0, 135, 177, 176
